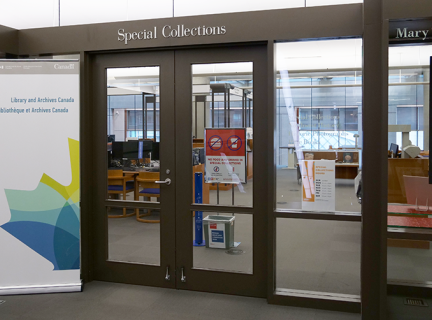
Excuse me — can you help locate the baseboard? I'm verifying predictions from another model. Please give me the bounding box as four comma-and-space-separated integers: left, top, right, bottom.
0, 282, 82, 295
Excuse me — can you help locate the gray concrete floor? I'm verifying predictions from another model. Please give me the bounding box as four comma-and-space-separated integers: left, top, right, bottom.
1, 281, 430, 320
0, 281, 361, 320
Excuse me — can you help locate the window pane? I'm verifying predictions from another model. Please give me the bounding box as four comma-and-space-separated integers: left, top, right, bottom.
387, 46, 432, 285
193, 212, 253, 274
276, 39, 363, 213
276, 218, 361, 295
192, 62, 253, 207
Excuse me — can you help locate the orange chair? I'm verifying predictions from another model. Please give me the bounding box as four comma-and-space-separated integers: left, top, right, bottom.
135, 171, 160, 223
107, 169, 135, 218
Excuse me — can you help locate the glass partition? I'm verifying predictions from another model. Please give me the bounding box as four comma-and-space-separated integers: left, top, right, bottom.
387, 45, 432, 285
192, 212, 253, 274
276, 218, 361, 295
275, 39, 363, 213
274, 39, 362, 300
191, 62, 253, 207
106, 66, 161, 265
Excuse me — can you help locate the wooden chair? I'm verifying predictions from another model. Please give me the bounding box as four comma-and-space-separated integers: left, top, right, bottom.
107, 169, 135, 218
135, 171, 160, 223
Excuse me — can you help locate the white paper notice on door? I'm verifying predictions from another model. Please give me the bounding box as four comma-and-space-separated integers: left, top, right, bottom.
300, 160, 335, 212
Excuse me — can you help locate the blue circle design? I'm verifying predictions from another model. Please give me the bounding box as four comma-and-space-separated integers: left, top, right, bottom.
227, 135, 242, 151
208, 135, 223, 151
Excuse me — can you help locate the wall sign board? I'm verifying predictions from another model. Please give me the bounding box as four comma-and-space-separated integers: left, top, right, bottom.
0, 60, 80, 295
390, 19, 432, 44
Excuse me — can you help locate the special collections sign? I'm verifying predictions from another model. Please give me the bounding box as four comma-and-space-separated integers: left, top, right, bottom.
118, 24, 227, 44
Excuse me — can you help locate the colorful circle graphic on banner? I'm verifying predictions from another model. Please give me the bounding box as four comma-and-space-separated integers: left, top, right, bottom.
208, 135, 223, 151
227, 135, 242, 151
213, 166, 220, 172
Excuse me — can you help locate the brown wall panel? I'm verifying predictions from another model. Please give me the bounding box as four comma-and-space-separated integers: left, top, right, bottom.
18, 4, 362, 55
362, 1, 388, 319
0, 24, 18, 55
385, 0, 432, 20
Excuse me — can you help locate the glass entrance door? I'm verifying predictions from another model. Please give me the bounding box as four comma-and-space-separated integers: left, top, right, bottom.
91, 45, 267, 296
92, 50, 176, 288
174, 46, 267, 297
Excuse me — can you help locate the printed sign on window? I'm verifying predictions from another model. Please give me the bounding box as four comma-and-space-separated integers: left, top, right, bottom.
300, 160, 335, 212
205, 128, 247, 183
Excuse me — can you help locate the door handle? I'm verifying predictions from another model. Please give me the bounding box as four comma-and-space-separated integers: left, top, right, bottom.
165, 266, 171, 281
181, 267, 186, 283
155, 178, 171, 185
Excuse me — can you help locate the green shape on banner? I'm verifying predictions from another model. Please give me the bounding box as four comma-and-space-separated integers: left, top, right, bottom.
0, 138, 81, 271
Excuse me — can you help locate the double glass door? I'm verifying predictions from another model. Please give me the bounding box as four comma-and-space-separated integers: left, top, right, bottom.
91, 45, 268, 296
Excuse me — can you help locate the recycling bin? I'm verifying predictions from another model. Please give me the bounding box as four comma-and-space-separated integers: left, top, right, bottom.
203, 215, 235, 249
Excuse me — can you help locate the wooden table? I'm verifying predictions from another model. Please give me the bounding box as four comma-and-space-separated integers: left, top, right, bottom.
335, 163, 359, 179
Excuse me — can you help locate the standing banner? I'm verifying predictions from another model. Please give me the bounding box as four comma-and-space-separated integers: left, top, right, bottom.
0, 60, 80, 294
300, 160, 335, 212
205, 128, 247, 184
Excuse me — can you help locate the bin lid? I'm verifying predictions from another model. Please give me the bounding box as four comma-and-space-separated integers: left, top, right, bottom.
203, 215, 235, 222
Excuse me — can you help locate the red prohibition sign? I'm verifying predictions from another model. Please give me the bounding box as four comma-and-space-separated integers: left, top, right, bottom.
227, 135, 242, 151
208, 135, 223, 151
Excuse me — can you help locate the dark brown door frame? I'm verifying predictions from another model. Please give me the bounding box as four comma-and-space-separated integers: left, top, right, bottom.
90, 50, 176, 288
174, 44, 268, 297
87, 43, 269, 297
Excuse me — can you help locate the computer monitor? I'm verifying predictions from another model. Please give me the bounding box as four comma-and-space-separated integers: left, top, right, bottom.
198, 148, 205, 164
123, 141, 139, 159
138, 140, 153, 160
141, 140, 153, 152
151, 142, 160, 161
390, 143, 399, 157
112, 141, 124, 160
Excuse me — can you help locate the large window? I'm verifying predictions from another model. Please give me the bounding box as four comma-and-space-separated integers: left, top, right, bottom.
274, 39, 362, 299
107, 94, 160, 142
387, 45, 432, 287
388, 69, 426, 149
276, 71, 363, 166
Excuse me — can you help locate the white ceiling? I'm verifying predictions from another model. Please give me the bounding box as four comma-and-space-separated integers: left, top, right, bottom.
0, 0, 362, 29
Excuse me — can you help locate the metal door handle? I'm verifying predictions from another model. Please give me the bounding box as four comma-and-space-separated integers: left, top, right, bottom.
181, 267, 186, 283
165, 266, 171, 281
155, 178, 171, 185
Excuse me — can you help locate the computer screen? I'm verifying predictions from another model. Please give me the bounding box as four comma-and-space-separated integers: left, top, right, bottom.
142, 140, 153, 152
152, 142, 160, 161
112, 141, 123, 160
123, 141, 139, 159
390, 143, 399, 156
198, 148, 205, 164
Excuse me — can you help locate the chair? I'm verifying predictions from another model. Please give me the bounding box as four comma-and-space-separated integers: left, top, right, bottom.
135, 171, 160, 223
107, 169, 135, 218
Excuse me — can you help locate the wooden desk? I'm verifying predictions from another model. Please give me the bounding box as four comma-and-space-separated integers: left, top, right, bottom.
302, 150, 360, 179
335, 163, 359, 179
388, 158, 428, 203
